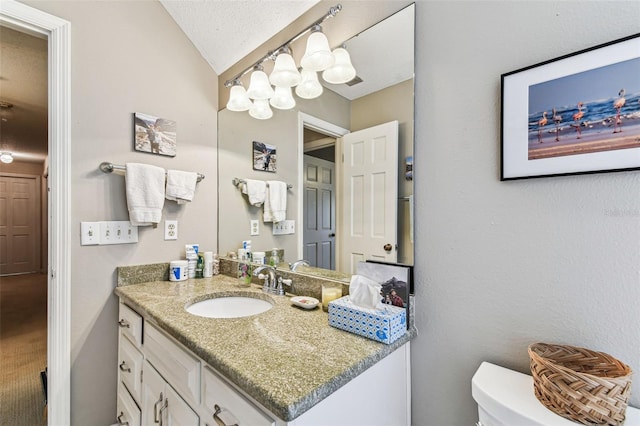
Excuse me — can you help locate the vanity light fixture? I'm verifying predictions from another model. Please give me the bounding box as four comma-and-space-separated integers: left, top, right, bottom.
0, 152, 14, 164
246, 65, 275, 100
322, 46, 356, 85
269, 47, 301, 88
300, 25, 334, 72
226, 80, 253, 112
223, 4, 354, 120
270, 86, 296, 110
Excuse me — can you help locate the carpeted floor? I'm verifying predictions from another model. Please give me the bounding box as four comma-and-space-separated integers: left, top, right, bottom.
0, 273, 47, 426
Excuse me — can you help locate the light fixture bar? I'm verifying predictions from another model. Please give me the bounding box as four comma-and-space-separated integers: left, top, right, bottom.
224, 4, 342, 88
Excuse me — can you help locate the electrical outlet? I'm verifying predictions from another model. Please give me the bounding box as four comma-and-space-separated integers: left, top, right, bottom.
80, 222, 100, 245
250, 220, 259, 236
165, 220, 178, 240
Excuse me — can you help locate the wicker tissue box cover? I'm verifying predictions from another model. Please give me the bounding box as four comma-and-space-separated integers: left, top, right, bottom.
328, 296, 406, 344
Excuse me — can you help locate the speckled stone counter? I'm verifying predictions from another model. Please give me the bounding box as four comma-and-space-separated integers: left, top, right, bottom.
114, 275, 416, 421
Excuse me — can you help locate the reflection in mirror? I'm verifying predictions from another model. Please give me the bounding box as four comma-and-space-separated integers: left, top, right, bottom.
218, 3, 414, 282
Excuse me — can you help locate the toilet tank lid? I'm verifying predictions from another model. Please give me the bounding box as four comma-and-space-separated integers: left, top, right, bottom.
472, 362, 640, 426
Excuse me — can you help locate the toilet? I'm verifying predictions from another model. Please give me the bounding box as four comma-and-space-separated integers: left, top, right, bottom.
472, 362, 640, 426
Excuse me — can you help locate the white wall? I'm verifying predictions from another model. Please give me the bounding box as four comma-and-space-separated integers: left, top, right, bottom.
19, 1, 218, 424
412, 1, 640, 425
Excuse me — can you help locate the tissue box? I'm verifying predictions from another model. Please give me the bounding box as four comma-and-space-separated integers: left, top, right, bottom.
328, 296, 406, 344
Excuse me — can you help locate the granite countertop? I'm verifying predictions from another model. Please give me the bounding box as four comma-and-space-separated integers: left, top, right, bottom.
114, 275, 416, 421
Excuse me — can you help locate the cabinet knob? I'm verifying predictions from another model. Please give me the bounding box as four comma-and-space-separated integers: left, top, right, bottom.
118, 319, 130, 328
213, 404, 239, 426
154, 392, 164, 424
119, 361, 131, 373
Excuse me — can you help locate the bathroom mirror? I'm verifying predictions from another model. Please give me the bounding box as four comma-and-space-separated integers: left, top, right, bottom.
218, 3, 414, 282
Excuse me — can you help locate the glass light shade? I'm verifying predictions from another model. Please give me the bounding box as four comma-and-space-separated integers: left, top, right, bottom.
226, 84, 253, 112
322, 47, 356, 84
269, 53, 301, 87
0, 152, 13, 164
295, 69, 323, 99
270, 86, 296, 110
246, 69, 274, 100
249, 99, 273, 120
300, 28, 334, 72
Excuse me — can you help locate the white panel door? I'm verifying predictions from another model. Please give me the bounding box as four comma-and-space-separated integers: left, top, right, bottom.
0, 176, 39, 275
340, 121, 398, 274
303, 155, 336, 270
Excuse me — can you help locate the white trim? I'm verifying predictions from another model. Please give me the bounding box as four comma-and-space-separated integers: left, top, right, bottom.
297, 113, 349, 261
0, 2, 71, 425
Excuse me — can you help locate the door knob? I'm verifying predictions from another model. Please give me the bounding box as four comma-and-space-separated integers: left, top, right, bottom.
329, 233, 335, 237
383, 243, 392, 252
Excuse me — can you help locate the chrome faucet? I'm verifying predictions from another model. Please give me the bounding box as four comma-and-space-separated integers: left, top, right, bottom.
289, 259, 310, 271
253, 265, 283, 295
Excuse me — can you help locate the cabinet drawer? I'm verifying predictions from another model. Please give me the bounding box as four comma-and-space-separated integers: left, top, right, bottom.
117, 382, 141, 426
119, 333, 143, 404
144, 322, 200, 407
118, 303, 143, 347
202, 366, 274, 426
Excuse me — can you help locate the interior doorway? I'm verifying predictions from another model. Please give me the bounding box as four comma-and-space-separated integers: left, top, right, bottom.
0, 23, 49, 424
1, 2, 72, 425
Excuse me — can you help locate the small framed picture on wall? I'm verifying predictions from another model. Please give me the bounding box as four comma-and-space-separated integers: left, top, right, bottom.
134, 112, 177, 157
253, 141, 277, 172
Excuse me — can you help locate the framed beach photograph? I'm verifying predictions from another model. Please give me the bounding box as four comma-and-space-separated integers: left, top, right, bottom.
253, 141, 277, 172
501, 33, 640, 180
358, 261, 412, 328
134, 112, 177, 157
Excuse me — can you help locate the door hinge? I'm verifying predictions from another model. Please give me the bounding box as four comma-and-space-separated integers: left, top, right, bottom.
140, 369, 143, 383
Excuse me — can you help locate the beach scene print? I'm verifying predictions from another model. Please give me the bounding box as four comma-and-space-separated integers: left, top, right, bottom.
528, 57, 640, 160
134, 112, 177, 157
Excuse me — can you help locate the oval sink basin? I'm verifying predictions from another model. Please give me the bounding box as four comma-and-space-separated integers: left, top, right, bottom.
185, 296, 273, 318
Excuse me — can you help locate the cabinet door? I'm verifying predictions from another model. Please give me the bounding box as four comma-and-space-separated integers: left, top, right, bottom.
202, 366, 274, 426
142, 360, 166, 426
165, 383, 199, 426
119, 333, 144, 404
117, 382, 141, 426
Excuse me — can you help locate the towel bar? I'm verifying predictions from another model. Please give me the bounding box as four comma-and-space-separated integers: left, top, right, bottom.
232, 177, 292, 190
99, 162, 204, 182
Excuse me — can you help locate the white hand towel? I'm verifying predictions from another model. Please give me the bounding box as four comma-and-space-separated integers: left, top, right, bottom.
264, 181, 287, 223
166, 170, 198, 204
241, 179, 267, 206
125, 163, 166, 226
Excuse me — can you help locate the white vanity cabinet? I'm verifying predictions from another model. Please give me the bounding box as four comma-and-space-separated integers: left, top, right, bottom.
116, 299, 411, 426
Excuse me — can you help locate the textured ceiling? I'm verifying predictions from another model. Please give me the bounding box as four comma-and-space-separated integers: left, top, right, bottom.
160, 0, 320, 74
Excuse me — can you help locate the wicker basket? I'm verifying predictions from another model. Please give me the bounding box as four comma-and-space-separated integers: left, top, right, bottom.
528, 342, 633, 426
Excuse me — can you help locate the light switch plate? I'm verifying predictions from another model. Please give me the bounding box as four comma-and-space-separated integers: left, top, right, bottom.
165, 220, 178, 240
80, 222, 100, 245
100, 221, 138, 245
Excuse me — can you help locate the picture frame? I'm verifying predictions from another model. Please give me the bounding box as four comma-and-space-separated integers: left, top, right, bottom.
501, 33, 640, 180
358, 261, 412, 329
253, 141, 277, 172
133, 112, 176, 157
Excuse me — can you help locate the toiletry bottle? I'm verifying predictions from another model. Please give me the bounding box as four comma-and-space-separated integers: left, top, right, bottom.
237, 246, 252, 286
270, 248, 280, 267
203, 251, 213, 278
213, 253, 220, 275
196, 253, 204, 278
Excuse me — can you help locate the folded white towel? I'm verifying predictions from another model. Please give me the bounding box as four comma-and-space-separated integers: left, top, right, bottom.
125, 163, 166, 226
166, 170, 198, 204
264, 180, 287, 223
241, 179, 267, 206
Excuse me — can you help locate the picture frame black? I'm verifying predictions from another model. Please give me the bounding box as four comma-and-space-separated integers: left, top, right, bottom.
501, 33, 640, 181
358, 261, 413, 329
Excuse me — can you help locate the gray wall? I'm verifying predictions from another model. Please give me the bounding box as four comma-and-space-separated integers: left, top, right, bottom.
20, 1, 218, 424
412, 1, 640, 425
